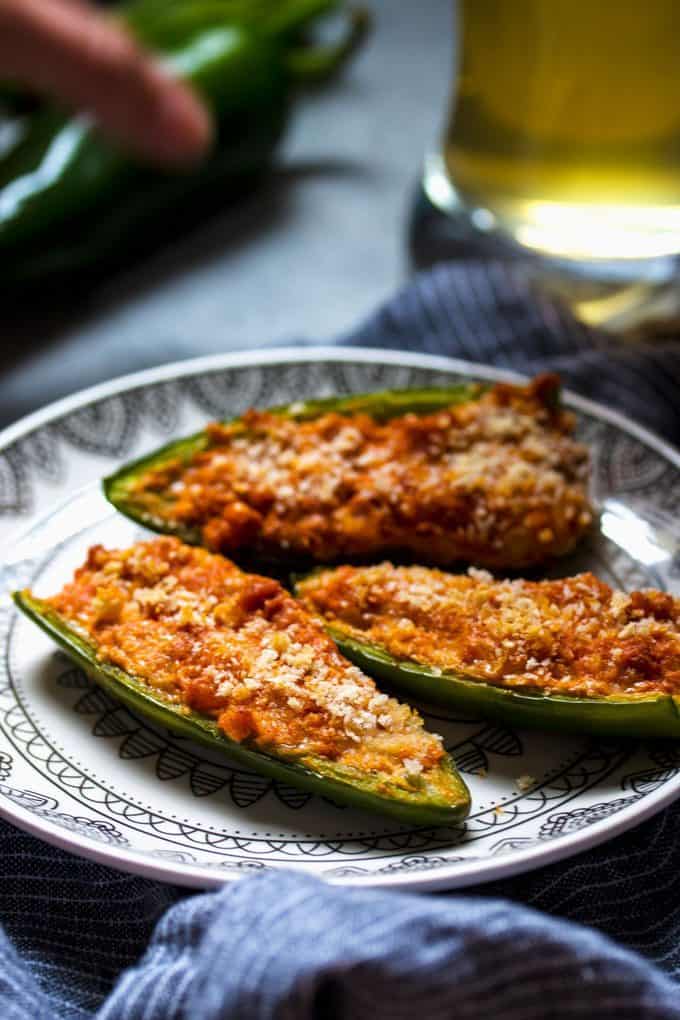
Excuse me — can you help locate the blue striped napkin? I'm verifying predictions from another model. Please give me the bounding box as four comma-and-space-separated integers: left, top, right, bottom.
1, 261, 679, 1019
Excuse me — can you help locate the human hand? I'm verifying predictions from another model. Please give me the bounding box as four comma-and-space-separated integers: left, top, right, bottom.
0, 0, 212, 166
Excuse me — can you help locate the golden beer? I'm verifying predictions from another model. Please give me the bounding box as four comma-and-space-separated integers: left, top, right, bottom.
443, 1, 680, 262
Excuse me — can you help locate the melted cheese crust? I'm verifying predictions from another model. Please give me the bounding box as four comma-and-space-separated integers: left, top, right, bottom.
298, 564, 680, 698
46, 538, 443, 779
131, 375, 592, 568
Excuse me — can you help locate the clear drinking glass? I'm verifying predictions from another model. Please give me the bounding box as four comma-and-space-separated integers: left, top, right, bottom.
424, 1, 680, 325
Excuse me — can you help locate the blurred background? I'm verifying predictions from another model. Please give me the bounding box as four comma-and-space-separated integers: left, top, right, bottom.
1, 0, 454, 426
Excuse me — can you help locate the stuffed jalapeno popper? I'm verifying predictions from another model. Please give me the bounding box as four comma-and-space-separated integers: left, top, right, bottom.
295, 564, 680, 738
14, 538, 470, 824
104, 375, 592, 569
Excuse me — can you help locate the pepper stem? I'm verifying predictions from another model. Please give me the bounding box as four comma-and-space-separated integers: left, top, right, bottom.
284, 8, 371, 83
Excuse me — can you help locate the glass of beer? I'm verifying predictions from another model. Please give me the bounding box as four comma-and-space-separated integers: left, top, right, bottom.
424, 1, 680, 319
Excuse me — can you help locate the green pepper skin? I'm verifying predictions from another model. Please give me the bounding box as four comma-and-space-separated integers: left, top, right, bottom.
13, 591, 471, 826
2, 111, 281, 287
309, 623, 680, 741
267, 385, 485, 421
103, 384, 484, 547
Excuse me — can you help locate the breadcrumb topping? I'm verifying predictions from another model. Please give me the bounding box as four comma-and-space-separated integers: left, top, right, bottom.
297, 564, 680, 698
129, 375, 592, 568
515, 775, 535, 792
45, 538, 444, 780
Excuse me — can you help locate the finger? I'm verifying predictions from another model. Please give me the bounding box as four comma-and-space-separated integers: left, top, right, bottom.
0, 0, 212, 166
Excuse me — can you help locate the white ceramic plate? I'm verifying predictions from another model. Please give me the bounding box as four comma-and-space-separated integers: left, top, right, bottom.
0, 348, 678, 893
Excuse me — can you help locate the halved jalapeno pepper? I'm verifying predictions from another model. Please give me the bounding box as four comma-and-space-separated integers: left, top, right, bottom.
14, 579, 470, 827
295, 565, 680, 739
104, 377, 592, 571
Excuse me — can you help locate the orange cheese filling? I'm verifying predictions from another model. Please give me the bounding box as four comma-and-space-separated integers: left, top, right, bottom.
130, 375, 592, 568
297, 564, 680, 699
46, 538, 444, 780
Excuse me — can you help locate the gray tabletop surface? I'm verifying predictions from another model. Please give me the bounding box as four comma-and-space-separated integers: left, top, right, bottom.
0, 0, 454, 429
